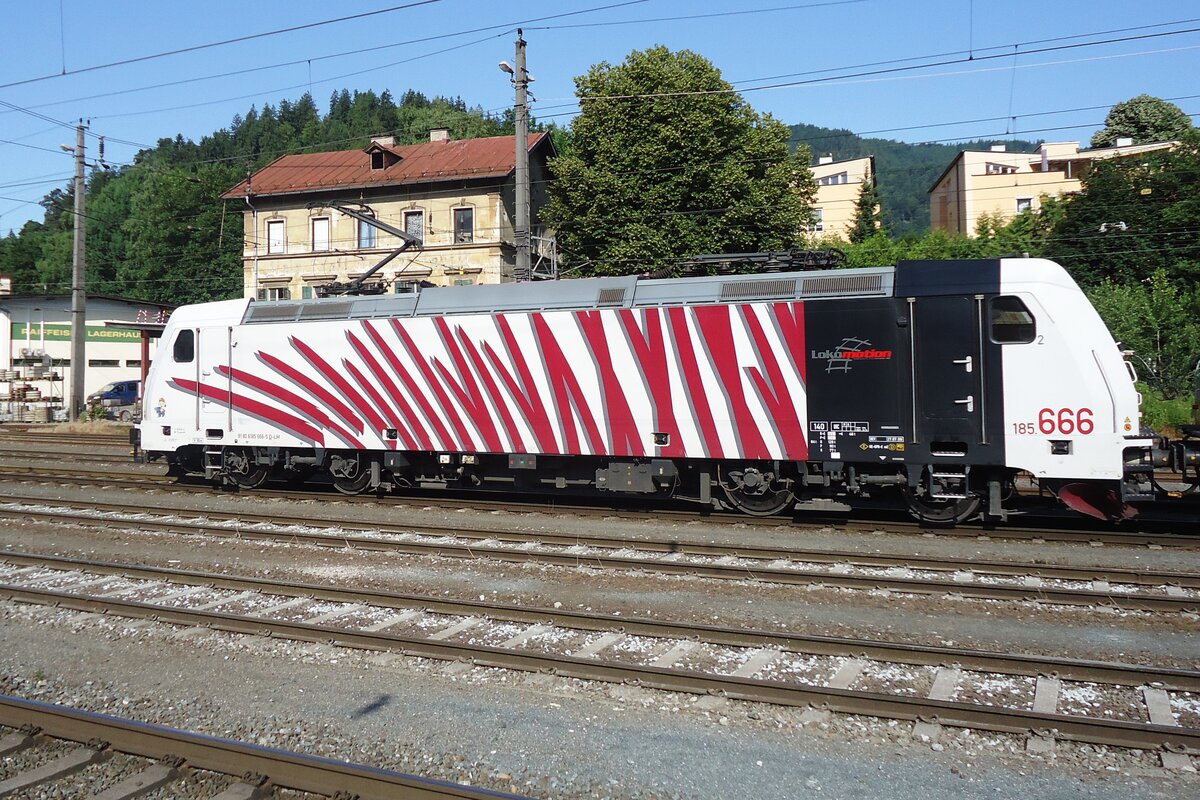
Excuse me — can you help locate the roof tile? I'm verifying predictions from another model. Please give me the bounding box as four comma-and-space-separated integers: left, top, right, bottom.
223, 132, 549, 198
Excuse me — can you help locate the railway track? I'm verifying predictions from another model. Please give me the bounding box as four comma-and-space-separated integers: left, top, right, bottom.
0, 694, 528, 798
0, 434, 130, 450
0, 449, 135, 464
3, 499, 1199, 612
0, 551, 1196, 764
2, 460, 1200, 549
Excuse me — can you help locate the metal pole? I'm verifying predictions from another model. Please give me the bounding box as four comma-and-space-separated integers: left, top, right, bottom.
513, 29, 531, 282
69, 123, 87, 421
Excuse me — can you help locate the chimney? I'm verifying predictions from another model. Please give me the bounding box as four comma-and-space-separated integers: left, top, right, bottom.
1115, 137, 1133, 147
429, 128, 451, 143
989, 144, 1006, 152
818, 154, 834, 165
370, 135, 396, 147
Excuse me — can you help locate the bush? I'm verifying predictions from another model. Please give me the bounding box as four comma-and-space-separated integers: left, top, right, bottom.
1136, 383, 1194, 434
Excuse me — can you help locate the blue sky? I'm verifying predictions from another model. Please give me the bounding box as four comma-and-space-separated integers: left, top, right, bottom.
2, 0, 1197, 235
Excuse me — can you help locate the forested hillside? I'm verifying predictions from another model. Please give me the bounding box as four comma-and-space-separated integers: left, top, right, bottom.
0, 90, 511, 306
789, 123, 1040, 237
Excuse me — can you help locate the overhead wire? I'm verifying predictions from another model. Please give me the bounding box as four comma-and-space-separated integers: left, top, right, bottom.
0, 0, 652, 118
0, 0, 452, 91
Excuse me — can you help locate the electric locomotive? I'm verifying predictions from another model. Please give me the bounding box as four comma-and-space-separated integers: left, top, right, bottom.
134, 257, 1154, 523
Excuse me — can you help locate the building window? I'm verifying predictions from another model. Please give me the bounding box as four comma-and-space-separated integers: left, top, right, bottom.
125, 359, 142, 368
453, 278, 475, 286
88, 359, 120, 368
985, 162, 1018, 175
810, 208, 824, 233
1015, 198, 1033, 213
256, 286, 291, 302
311, 217, 330, 252
302, 286, 314, 299
358, 218, 377, 249
394, 280, 422, 294
404, 210, 424, 244
818, 171, 848, 186
453, 207, 474, 243
370, 151, 385, 170
173, 330, 194, 363
266, 219, 286, 254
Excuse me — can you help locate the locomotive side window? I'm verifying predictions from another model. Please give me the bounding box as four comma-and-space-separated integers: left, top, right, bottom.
173, 329, 195, 363
990, 295, 1036, 343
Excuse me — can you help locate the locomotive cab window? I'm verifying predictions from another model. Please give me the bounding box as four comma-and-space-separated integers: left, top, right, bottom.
173, 329, 195, 363
990, 295, 1036, 343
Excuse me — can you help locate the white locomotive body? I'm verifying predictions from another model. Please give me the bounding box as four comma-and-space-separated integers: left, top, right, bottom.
138, 258, 1154, 522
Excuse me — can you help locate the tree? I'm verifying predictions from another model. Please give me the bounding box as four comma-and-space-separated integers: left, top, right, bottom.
1045, 129, 1200, 287
847, 170, 883, 244
543, 47, 813, 275
1091, 94, 1193, 148
1087, 271, 1200, 400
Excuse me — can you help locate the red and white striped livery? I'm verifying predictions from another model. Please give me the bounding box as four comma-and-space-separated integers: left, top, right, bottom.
137, 259, 1160, 522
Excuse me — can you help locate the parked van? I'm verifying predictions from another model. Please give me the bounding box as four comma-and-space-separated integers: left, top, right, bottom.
87, 380, 140, 420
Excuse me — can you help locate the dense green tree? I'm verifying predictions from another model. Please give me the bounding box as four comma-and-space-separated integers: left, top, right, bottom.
1090, 94, 1193, 148
545, 47, 814, 275
1045, 129, 1200, 287
847, 174, 883, 244
0, 222, 51, 291
1086, 271, 1200, 400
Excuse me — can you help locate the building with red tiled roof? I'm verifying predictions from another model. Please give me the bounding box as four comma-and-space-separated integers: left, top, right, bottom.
222, 129, 556, 299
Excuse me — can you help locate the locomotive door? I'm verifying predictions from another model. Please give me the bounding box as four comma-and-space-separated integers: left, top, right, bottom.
196, 325, 233, 434
908, 295, 987, 448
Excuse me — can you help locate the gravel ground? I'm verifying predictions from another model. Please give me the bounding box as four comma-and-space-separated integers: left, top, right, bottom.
0, 467, 1196, 797
0, 602, 1194, 800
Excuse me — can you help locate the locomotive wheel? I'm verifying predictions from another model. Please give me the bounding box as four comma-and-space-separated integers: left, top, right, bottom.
722, 467, 794, 516
902, 488, 982, 525
724, 485, 795, 516
223, 447, 268, 489
329, 452, 373, 495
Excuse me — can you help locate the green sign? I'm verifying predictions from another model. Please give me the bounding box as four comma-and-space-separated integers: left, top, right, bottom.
10, 323, 142, 343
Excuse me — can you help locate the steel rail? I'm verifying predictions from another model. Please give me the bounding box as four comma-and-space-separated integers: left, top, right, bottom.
0, 694, 528, 799
1, 550, 1198, 692
1, 462, 1199, 547
39, 498, 1200, 588
3, 504, 1197, 612
0, 566, 1195, 753
0, 450, 130, 464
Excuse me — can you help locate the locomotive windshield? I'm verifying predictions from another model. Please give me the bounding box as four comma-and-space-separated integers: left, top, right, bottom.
990, 295, 1036, 343
172, 329, 195, 362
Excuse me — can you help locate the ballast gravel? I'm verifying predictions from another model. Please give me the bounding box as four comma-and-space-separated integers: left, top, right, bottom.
0, 599, 1193, 800
0, 477, 1196, 797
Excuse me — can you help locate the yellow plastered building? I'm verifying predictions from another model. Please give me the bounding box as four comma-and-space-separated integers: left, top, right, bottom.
809, 155, 876, 240
929, 140, 1176, 235
222, 130, 556, 299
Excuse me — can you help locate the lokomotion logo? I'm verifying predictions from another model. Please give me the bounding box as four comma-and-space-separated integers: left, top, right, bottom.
811, 337, 893, 373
